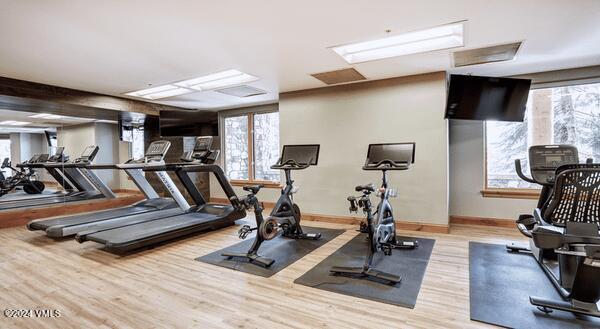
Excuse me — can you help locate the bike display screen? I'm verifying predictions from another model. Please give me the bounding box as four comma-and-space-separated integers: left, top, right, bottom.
366, 143, 415, 166
280, 145, 320, 165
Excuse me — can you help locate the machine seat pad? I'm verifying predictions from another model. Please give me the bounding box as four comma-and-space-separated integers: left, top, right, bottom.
355, 184, 375, 192
243, 185, 263, 194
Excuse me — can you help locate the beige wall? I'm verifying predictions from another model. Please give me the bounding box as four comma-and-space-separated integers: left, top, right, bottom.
57, 123, 96, 157
212, 72, 449, 225
57, 122, 124, 189
449, 120, 536, 219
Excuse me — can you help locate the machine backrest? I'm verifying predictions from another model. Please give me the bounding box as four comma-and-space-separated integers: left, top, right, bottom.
542, 163, 600, 226
278, 144, 320, 166
1, 157, 8, 168
528, 145, 579, 185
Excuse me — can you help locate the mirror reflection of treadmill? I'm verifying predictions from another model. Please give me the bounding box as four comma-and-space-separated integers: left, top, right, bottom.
0, 146, 110, 210
77, 136, 246, 254
27, 141, 186, 238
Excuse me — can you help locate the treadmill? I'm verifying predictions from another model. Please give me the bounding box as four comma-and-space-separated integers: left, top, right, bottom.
27, 141, 187, 238
0, 146, 113, 210
76, 136, 247, 253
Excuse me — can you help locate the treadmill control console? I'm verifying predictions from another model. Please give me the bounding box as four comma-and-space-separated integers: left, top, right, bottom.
74, 146, 100, 163
184, 136, 219, 164
48, 146, 68, 162
127, 141, 171, 164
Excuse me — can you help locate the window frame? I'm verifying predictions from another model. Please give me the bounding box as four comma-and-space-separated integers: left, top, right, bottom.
482, 78, 600, 198
482, 121, 541, 198
221, 107, 281, 188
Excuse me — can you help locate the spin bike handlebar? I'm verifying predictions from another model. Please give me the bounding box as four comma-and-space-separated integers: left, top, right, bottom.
363, 159, 411, 171
348, 184, 375, 212
270, 159, 311, 170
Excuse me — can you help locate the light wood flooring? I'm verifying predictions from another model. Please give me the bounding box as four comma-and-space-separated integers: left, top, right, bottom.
0, 215, 526, 329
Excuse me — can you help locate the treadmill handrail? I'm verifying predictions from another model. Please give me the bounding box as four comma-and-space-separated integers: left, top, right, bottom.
86, 164, 119, 170
44, 162, 92, 168
141, 162, 207, 171
145, 163, 242, 209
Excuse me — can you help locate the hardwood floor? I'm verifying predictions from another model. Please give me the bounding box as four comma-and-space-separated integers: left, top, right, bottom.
0, 216, 525, 329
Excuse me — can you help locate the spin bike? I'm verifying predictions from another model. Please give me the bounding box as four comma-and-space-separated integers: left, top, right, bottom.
330, 143, 418, 285
222, 144, 322, 268
0, 157, 45, 197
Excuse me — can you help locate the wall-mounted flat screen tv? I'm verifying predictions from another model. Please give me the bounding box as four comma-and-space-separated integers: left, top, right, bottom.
159, 110, 219, 137
445, 74, 531, 122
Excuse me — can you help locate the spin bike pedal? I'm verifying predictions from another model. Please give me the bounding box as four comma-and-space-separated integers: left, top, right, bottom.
238, 225, 256, 239
381, 244, 393, 256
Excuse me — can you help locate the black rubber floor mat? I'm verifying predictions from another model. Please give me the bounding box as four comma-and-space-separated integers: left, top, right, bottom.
196, 227, 345, 278
294, 233, 435, 308
469, 242, 600, 328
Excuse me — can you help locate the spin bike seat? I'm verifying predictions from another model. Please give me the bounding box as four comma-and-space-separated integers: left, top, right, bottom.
243, 185, 264, 195
355, 184, 375, 192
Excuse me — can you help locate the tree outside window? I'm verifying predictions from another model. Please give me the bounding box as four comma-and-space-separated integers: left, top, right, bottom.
486, 82, 600, 189
224, 111, 280, 184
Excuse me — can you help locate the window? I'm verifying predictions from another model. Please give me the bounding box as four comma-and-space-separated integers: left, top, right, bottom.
131, 128, 145, 160
224, 111, 280, 184
486, 82, 600, 190
0, 139, 10, 177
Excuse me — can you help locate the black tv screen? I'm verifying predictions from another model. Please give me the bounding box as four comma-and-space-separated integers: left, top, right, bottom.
445, 74, 531, 122
159, 110, 219, 137
44, 130, 57, 147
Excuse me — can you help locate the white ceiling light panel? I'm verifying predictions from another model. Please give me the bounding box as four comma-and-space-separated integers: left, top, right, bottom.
125, 84, 193, 100
175, 69, 258, 91
0, 120, 31, 126
124, 69, 259, 100
29, 113, 63, 119
332, 21, 465, 64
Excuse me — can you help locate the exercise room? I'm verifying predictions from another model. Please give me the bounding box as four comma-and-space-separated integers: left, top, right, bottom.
1, 1, 599, 328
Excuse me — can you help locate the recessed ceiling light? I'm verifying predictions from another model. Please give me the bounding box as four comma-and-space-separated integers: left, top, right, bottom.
331, 21, 465, 64
175, 69, 258, 91
125, 84, 193, 100
0, 120, 31, 126
124, 70, 260, 100
29, 113, 63, 119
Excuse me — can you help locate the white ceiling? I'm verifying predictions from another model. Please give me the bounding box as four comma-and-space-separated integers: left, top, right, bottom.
1, 0, 599, 110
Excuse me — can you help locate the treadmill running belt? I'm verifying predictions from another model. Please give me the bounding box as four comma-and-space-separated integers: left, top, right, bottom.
73, 207, 184, 239
0, 190, 63, 202
29, 205, 151, 232
0, 192, 102, 210
83, 213, 234, 253
0, 195, 73, 210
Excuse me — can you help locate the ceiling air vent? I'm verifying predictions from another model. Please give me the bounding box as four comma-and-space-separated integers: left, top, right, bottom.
311, 68, 366, 85
453, 42, 522, 67
215, 85, 267, 97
